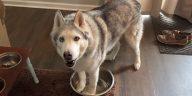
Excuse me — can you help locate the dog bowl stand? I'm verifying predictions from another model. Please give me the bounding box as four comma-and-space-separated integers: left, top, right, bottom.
26, 57, 39, 84
0, 46, 39, 96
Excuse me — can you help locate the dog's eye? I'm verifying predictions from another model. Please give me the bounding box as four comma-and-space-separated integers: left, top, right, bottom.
59, 37, 64, 42
74, 36, 80, 41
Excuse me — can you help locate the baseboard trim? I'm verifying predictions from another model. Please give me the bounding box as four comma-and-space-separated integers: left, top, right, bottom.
2, 0, 103, 11
2, 0, 150, 14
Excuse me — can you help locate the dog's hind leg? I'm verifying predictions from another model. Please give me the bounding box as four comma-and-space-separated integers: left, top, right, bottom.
124, 22, 143, 70
76, 71, 86, 92
106, 42, 120, 60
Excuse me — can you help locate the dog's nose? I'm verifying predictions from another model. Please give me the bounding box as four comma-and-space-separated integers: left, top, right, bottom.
63, 51, 72, 60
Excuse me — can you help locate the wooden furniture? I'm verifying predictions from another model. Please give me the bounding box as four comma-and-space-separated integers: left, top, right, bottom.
0, 0, 39, 96
0, 47, 29, 96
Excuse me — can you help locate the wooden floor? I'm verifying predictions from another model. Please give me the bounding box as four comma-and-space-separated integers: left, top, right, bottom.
5, 7, 192, 96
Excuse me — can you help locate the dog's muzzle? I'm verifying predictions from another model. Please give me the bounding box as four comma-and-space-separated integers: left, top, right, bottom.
65, 60, 76, 67
63, 52, 76, 67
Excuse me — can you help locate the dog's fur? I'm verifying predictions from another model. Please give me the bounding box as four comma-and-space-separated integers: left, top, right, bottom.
50, 0, 143, 94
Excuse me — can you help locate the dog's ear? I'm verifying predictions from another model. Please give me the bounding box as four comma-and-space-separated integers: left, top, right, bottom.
53, 10, 65, 28
74, 10, 90, 40
51, 10, 64, 46
74, 10, 86, 30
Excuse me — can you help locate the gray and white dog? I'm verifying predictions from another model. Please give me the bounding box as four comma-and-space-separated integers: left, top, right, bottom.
50, 0, 143, 95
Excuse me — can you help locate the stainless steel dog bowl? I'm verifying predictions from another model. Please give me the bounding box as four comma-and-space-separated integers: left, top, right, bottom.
70, 68, 114, 96
0, 78, 6, 93
0, 52, 22, 69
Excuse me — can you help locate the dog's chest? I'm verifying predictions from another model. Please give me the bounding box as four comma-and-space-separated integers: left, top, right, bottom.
73, 57, 102, 72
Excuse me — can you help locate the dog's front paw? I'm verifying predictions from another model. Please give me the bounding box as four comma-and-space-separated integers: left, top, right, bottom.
134, 62, 141, 70
82, 86, 96, 95
76, 82, 86, 92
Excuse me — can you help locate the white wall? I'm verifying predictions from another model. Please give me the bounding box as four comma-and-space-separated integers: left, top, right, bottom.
140, 0, 152, 14
175, 0, 192, 23
0, 19, 10, 47
161, 0, 178, 14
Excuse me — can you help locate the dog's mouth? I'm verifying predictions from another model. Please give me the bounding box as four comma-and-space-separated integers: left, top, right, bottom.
65, 59, 76, 67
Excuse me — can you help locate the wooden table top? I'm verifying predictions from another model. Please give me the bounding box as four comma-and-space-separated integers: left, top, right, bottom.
0, 46, 29, 96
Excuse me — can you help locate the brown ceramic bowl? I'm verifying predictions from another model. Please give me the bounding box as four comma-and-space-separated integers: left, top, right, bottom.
70, 68, 114, 96
0, 52, 22, 69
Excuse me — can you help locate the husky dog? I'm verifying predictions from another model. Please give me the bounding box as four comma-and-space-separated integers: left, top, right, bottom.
50, 0, 143, 95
